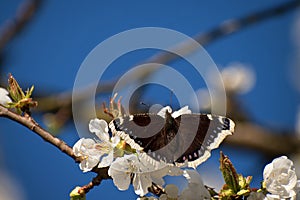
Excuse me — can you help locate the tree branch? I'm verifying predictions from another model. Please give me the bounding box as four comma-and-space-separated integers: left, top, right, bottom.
0, 104, 81, 163
0, 105, 165, 196
78, 167, 111, 194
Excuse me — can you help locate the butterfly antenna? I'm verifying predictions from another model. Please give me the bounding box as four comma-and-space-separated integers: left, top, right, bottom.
140, 102, 150, 108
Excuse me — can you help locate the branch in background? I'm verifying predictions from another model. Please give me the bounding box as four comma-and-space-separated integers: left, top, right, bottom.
0, 0, 41, 52
145, 0, 300, 65
0, 0, 42, 85
34, 0, 300, 113
129, 0, 300, 110
227, 123, 300, 157
27, 0, 300, 159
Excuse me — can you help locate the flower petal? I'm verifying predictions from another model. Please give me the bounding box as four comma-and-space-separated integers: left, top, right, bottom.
111, 135, 120, 147
72, 138, 84, 156
164, 184, 178, 198
108, 167, 131, 191
89, 118, 109, 141
108, 157, 132, 191
79, 155, 99, 172
179, 170, 210, 200
73, 138, 95, 157
133, 173, 152, 196
0, 88, 12, 105
247, 192, 265, 200
98, 151, 114, 168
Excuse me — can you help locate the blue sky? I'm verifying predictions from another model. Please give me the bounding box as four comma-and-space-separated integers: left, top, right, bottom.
0, 1, 299, 199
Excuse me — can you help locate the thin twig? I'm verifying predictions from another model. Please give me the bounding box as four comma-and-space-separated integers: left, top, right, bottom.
0, 105, 164, 196
78, 167, 110, 194
0, 104, 81, 163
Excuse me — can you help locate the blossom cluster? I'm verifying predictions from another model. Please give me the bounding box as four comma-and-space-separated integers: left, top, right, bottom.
72, 105, 300, 199
73, 106, 205, 197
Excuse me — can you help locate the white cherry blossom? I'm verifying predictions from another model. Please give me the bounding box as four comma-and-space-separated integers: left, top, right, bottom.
73, 138, 101, 172
247, 192, 265, 200
264, 156, 298, 199
159, 184, 179, 200
179, 169, 211, 200
108, 153, 178, 197
73, 118, 120, 172
108, 154, 151, 196
159, 170, 210, 200
0, 88, 11, 105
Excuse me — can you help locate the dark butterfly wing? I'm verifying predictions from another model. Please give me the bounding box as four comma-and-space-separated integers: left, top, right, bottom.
109, 114, 173, 152
109, 113, 234, 168
174, 114, 234, 168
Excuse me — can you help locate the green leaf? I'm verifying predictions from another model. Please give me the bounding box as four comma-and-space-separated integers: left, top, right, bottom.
6, 74, 37, 114
219, 152, 240, 193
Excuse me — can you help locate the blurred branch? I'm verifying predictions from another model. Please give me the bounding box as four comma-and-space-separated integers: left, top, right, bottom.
34, 0, 300, 113
0, 0, 41, 52
144, 0, 300, 65
36, 81, 115, 112
227, 122, 300, 156
129, 0, 300, 109
29, 1, 300, 159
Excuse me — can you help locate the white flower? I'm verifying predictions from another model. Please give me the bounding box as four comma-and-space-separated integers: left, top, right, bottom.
73, 138, 101, 172
73, 118, 120, 172
0, 88, 11, 105
157, 105, 191, 118
108, 154, 151, 196
263, 156, 298, 199
179, 169, 211, 200
108, 153, 175, 197
159, 184, 179, 200
159, 170, 210, 200
247, 192, 265, 200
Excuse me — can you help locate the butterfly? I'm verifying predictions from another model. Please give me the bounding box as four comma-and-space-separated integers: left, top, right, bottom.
109, 106, 235, 168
